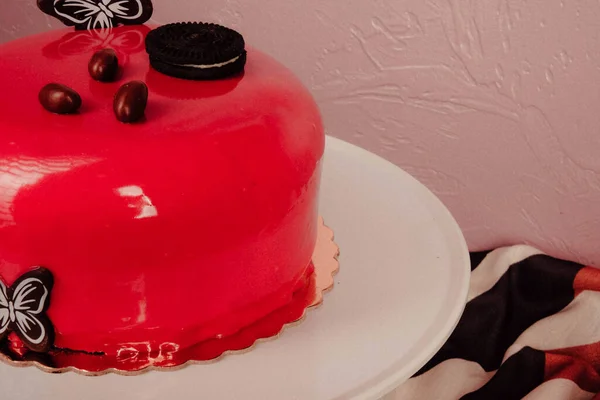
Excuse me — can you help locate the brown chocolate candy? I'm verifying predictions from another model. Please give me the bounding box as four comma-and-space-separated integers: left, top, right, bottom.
38, 83, 82, 114
113, 81, 148, 123
88, 48, 119, 82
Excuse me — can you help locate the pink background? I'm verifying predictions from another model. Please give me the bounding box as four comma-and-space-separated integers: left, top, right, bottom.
1, 0, 599, 265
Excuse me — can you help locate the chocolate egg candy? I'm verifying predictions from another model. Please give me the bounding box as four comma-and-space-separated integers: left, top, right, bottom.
88, 48, 119, 82
113, 81, 148, 123
38, 83, 82, 114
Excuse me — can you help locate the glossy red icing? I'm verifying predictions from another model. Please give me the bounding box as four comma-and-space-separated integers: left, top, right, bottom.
0, 25, 325, 355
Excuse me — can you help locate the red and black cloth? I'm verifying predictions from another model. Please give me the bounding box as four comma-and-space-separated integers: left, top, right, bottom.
392, 246, 600, 400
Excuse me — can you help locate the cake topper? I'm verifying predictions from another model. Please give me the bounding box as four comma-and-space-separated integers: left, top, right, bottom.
37, 0, 153, 31
145, 22, 247, 81
0, 268, 54, 353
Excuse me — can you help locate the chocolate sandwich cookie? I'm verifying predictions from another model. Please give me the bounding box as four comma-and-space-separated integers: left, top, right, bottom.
145, 22, 246, 80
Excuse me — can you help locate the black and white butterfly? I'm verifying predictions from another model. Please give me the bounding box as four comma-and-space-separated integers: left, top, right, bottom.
0, 268, 54, 353
37, 0, 154, 31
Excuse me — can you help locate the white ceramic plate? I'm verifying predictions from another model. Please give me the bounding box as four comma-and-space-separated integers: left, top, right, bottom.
0, 136, 470, 400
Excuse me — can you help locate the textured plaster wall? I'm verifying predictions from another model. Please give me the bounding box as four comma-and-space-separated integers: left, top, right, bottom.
1, 0, 600, 264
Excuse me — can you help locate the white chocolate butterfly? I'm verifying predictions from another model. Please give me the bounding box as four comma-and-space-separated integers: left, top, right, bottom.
0, 268, 54, 353
38, 0, 153, 30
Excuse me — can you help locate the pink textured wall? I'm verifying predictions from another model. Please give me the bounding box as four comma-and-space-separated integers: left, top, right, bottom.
1, 0, 600, 265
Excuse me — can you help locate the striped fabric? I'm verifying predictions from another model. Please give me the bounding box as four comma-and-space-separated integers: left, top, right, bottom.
389, 245, 600, 400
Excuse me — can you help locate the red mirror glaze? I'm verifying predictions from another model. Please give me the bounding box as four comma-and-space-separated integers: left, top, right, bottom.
0, 25, 325, 355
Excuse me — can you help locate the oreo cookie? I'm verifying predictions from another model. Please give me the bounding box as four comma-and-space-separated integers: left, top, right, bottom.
145, 22, 246, 81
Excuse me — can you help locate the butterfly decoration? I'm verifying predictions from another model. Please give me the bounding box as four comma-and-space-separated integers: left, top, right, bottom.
37, 0, 154, 31
0, 268, 54, 353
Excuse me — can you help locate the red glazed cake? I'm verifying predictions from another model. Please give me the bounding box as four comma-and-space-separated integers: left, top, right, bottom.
0, 16, 325, 360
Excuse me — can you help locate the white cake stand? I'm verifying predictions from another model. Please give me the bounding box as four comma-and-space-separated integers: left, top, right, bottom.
0, 137, 470, 400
